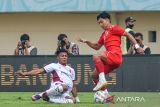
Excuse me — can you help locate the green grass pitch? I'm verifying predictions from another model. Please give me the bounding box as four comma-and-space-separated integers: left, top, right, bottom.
0, 92, 160, 107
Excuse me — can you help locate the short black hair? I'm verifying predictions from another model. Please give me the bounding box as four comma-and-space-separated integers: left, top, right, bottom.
135, 32, 143, 40
20, 33, 30, 41
57, 34, 67, 41
97, 11, 111, 21
55, 48, 69, 56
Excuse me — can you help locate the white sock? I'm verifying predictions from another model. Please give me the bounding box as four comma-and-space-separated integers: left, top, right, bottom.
99, 72, 106, 82
46, 85, 63, 96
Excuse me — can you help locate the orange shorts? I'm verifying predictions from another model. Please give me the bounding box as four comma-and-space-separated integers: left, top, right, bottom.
103, 51, 122, 74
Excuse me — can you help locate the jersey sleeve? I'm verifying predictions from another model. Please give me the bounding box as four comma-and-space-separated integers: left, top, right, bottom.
113, 25, 125, 37
97, 32, 105, 45
43, 63, 56, 73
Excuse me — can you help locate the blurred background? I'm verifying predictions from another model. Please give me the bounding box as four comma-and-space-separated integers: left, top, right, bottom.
0, 0, 160, 55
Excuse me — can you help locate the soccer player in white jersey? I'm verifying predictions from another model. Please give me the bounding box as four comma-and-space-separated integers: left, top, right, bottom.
16, 49, 80, 103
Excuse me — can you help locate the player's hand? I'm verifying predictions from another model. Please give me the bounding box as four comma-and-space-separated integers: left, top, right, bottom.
15, 70, 26, 77
77, 37, 86, 43
136, 47, 144, 54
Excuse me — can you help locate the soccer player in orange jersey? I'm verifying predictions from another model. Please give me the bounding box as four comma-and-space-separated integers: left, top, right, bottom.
78, 11, 144, 93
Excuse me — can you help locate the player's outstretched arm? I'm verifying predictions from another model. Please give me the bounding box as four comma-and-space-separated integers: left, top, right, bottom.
77, 37, 102, 50
16, 68, 45, 77
124, 32, 144, 54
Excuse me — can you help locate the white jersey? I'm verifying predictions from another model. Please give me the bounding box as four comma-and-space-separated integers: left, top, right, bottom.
44, 63, 75, 89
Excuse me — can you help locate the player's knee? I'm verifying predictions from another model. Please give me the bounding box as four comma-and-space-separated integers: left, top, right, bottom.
93, 54, 107, 65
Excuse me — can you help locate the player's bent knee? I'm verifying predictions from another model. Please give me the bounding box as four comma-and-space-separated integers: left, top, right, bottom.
93, 54, 101, 62
46, 84, 66, 96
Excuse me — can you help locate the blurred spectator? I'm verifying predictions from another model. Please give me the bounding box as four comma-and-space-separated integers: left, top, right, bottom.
56, 34, 79, 55
121, 16, 136, 54
15, 33, 37, 55
128, 32, 151, 55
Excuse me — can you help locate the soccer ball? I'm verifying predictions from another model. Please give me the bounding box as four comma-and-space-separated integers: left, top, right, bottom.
94, 90, 106, 103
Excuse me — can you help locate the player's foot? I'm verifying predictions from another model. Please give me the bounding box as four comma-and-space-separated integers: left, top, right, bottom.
105, 95, 115, 104
93, 81, 108, 91
31, 95, 41, 101
42, 92, 50, 102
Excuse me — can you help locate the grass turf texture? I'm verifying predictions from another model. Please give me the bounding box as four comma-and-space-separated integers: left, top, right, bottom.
0, 92, 160, 107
